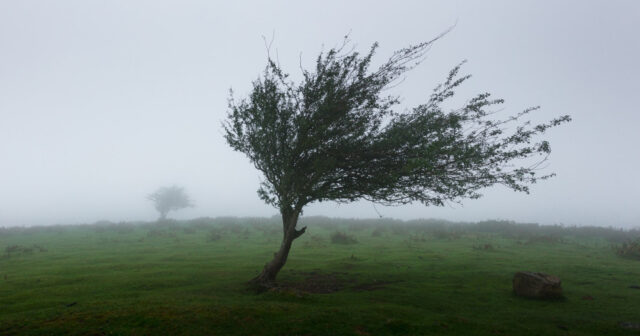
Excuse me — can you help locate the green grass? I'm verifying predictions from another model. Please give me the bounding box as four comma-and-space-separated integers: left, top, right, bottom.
1, 218, 639, 335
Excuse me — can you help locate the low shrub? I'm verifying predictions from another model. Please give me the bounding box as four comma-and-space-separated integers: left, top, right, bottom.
473, 243, 495, 251
4, 244, 46, 257
330, 232, 358, 245
303, 235, 327, 248
615, 239, 640, 260
408, 234, 426, 243
147, 229, 176, 238
239, 228, 250, 239
207, 229, 223, 242
371, 227, 385, 237
32, 244, 47, 252
183, 227, 197, 234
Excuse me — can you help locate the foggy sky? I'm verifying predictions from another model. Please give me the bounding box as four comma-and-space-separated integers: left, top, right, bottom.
1, 1, 639, 227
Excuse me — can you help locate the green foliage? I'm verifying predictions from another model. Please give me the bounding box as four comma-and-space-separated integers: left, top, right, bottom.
223, 36, 571, 213
147, 186, 193, 220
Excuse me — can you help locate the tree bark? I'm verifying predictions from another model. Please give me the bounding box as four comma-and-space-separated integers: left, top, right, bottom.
249, 208, 306, 290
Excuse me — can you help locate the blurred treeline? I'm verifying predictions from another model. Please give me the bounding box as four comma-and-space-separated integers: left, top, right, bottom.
1, 217, 638, 244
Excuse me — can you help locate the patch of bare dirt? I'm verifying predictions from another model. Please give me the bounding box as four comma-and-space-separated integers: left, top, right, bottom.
280, 270, 354, 294
277, 269, 401, 294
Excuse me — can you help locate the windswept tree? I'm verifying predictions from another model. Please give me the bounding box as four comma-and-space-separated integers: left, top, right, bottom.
147, 186, 193, 220
223, 35, 570, 288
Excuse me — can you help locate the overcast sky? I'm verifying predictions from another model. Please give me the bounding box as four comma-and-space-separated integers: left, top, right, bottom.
1, 1, 638, 227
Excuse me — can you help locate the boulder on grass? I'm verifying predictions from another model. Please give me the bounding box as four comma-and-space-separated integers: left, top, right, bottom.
513, 271, 563, 299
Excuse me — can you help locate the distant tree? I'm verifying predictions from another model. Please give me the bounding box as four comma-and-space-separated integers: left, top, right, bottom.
223, 34, 570, 288
147, 186, 193, 220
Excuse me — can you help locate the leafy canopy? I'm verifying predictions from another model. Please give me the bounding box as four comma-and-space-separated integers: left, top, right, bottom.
223, 36, 570, 213
147, 186, 193, 217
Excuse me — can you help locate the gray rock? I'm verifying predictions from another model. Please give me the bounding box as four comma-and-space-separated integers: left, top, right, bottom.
619, 322, 640, 330
513, 271, 563, 299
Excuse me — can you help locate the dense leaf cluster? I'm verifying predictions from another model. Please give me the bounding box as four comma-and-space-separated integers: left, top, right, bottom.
224, 37, 570, 213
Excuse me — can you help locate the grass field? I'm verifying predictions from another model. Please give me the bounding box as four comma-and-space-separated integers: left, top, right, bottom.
1, 217, 639, 335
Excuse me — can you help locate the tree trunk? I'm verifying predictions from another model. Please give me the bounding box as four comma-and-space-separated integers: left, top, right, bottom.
249, 208, 306, 290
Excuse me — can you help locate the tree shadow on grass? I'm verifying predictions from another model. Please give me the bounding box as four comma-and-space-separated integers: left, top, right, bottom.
251, 269, 402, 295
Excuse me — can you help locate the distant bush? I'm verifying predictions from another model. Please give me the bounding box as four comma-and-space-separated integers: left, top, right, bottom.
154, 219, 180, 230
330, 232, 358, 245
256, 225, 280, 237
430, 229, 463, 240
207, 229, 223, 242
113, 223, 135, 234
615, 239, 640, 260
5, 245, 30, 256
4, 244, 46, 257
473, 243, 495, 251
300, 216, 339, 230
32, 244, 47, 252
93, 220, 114, 233
407, 234, 427, 243
146, 228, 176, 239
239, 228, 250, 239
371, 227, 386, 237
182, 227, 197, 234
228, 225, 244, 234
303, 235, 327, 248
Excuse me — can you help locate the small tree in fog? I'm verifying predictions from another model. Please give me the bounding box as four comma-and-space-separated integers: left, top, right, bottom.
147, 186, 193, 220
223, 34, 570, 288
